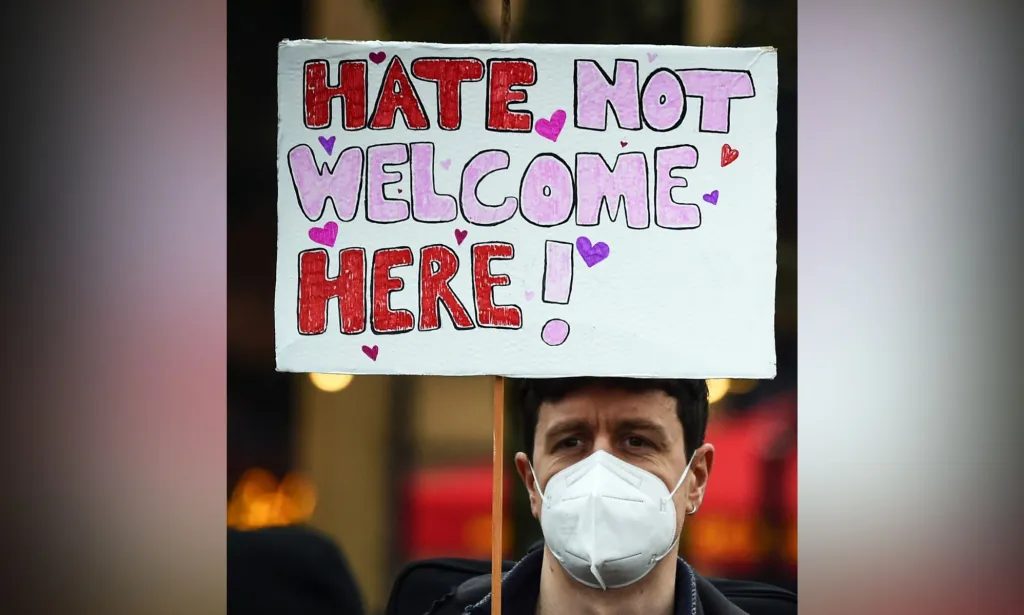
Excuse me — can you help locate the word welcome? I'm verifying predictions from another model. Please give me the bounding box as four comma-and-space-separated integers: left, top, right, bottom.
289, 144, 702, 230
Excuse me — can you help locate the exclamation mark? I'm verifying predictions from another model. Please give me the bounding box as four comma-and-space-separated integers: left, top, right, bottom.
541, 240, 574, 346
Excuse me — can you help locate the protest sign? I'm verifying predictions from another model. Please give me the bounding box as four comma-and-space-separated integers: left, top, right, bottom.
275, 41, 778, 378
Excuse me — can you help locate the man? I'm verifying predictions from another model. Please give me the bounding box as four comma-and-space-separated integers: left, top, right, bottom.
464, 377, 748, 615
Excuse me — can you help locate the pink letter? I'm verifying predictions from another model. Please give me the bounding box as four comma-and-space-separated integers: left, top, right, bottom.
366, 144, 410, 223
575, 153, 649, 229
574, 60, 641, 131
654, 146, 700, 229
410, 143, 456, 222
678, 70, 754, 133
519, 154, 574, 227
460, 150, 518, 226
287, 145, 363, 221
640, 69, 686, 131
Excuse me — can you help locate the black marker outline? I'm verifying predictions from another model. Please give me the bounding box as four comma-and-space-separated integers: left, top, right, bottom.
410, 57, 486, 131
369, 56, 431, 131
653, 145, 702, 230
470, 241, 523, 330
458, 149, 518, 227
572, 58, 642, 132
369, 245, 416, 335
484, 58, 538, 133
287, 144, 364, 223
408, 142, 458, 224
417, 244, 476, 332
365, 143, 411, 224
295, 247, 368, 336
639, 68, 687, 132
573, 151, 651, 229
676, 68, 755, 134
541, 240, 574, 305
518, 153, 576, 228
302, 59, 368, 131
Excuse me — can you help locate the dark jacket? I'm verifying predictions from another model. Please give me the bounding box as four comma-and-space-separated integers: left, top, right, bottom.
228, 525, 365, 615
457, 548, 749, 615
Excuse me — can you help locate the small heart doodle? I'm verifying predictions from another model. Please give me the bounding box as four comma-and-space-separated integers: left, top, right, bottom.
576, 236, 610, 268
308, 221, 339, 247
721, 144, 739, 167
362, 345, 379, 361
535, 110, 566, 142
454, 229, 468, 245
318, 136, 335, 155
369, 51, 386, 64
703, 190, 720, 205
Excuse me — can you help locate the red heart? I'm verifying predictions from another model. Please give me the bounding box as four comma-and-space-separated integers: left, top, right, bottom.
620, 141, 627, 147
361, 345, 379, 361
721, 144, 740, 167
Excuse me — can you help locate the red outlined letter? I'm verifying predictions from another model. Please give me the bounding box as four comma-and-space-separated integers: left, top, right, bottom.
304, 60, 367, 130
412, 58, 485, 130
486, 59, 537, 132
371, 247, 415, 333
370, 57, 430, 130
298, 248, 366, 334
471, 242, 522, 328
419, 245, 475, 331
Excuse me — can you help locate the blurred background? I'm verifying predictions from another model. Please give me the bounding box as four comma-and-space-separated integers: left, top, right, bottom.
228, 0, 796, 612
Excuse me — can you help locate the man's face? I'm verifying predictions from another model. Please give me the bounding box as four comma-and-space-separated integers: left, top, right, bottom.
514, 386, 713, 539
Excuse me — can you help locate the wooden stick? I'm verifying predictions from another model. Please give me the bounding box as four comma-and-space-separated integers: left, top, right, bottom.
494, 5, 512, 612
500, 0, 512, 43
491, 375, 505, 615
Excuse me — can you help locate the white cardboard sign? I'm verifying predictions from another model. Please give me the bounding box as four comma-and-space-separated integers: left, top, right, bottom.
276, 40, 778, 378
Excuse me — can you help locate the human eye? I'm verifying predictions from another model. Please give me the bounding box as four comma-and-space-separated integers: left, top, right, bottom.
624, 435, 654, 450
554, 437, 582, 450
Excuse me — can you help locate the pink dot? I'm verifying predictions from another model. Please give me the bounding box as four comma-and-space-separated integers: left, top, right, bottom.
541, 319, 570, 346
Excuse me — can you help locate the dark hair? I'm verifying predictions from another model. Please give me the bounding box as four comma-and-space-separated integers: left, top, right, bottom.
513, 378, 710, 461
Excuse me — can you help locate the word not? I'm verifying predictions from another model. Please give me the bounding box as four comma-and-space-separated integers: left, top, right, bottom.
289, 144, 702, 230
297, 242, 522, 336
574, 60, 754, 134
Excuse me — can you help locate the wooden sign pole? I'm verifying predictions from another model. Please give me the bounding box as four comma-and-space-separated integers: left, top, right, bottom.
491, 375, 505, 615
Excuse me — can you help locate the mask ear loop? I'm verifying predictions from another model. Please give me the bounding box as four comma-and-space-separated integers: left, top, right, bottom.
527, 459, 547, 504
653, 451, 699, 563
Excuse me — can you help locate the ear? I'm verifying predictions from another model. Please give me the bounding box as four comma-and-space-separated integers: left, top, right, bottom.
514, 452, 542, 519
686, 443, 715, 514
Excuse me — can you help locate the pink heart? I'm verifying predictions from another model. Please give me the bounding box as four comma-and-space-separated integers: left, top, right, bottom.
369, 51, 386, 64
454, 229, 468, 245
440, 159, 451, 170
620, 141, 627, 147
525, 290, 535, 301
535, 110, 566, 142
647, 52, 658, 62
308, 221, 338, 247
361, 345, 379, 361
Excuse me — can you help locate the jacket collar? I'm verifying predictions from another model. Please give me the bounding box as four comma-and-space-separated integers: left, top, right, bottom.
464, 549, 698, 615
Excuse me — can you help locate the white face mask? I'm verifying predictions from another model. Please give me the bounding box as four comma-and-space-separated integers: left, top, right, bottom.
530, 450, 696, 591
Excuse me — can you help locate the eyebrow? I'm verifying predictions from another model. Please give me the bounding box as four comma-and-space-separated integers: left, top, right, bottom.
543, 419, 592, 443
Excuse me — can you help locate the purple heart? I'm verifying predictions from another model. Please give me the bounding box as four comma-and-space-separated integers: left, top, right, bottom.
308, 221, 338, 247
369, 51, 386, 64
702, 190, 719, 205
576, 236, 610, 268
535, 110, 566, 142
318, 136, 336, 155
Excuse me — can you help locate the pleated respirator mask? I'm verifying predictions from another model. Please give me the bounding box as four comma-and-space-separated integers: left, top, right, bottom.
530, 450, 696, 590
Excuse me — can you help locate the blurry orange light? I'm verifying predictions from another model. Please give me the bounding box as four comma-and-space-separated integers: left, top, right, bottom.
228, 469, 317, 530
